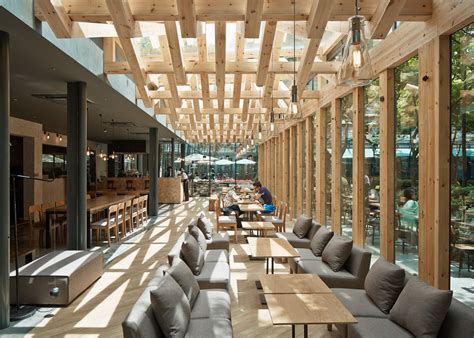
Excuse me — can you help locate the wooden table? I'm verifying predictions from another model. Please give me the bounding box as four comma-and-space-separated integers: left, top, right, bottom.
239, 203, 264, 221
265, 293, 357, 338
242, 221, 274, 237
247, 237, 300, 274
45, 195, 136, 248
260, 274, 331, 294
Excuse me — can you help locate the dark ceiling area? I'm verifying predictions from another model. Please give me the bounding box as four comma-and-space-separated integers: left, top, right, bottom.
0, 7, 182, 144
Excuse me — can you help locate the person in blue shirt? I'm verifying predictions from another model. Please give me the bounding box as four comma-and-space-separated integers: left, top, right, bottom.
253, 181, 273, 205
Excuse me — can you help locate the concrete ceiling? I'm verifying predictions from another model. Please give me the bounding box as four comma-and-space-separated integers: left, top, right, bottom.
0, 7, 182, 144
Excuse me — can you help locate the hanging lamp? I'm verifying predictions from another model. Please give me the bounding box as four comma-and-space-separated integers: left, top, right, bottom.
258, 118, 262, 141
288, 0, 299, 118
270, 47, 275, 132
337, 0, 373, 86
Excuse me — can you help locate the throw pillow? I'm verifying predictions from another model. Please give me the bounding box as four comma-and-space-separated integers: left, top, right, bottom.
321, 236, 353, 272
389, 277, 452, 337
364, 257, 405, 313
197, 213, 213, 240
292, 214, 313, 239
309, 226, 334, 256
150, 273, 190, 338
188, 224, 207, 252
168, 258, 200, 307
180, 233, 205, 275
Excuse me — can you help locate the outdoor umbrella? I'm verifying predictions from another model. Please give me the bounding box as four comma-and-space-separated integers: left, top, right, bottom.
236, 158, 256, 165
215, 159, 234, 165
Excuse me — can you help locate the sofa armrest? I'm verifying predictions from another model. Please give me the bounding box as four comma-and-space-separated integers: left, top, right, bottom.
344, 245, 371, 288
167, 233, 186, 265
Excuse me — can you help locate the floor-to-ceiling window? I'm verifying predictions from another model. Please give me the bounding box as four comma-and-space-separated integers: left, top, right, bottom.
325, 106, 332, 227
450, 23, 474, 307
341, 94, 353, 238
365, 79, 381, 258
395, 56, 419, 274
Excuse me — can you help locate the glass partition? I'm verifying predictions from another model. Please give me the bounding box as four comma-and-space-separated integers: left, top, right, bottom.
341, 94, 353, 238
394, 56, 419, 274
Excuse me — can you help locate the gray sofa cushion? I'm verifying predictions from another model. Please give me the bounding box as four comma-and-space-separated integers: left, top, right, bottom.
190, 289, 231, 319
297, 259, 359, 288
389, 277, 453, 337
204, 249, 229, 263
288, 249, 320, 273
196, 261, 230, 290
322, 236, 353, 272
364, 257, 405, 314
347, 317, 414, 338
293, 214, 313, 238
197, 213, 213, 240
185, 318, 233, 338
150, 274, 190, 338
307, 221, 322, 240
206, 233, 229, 251
168, 258, 200, 308
309, 226, 334, 256
276, 232, 311, 248
188, 224, 207, 252
181, 234, 205, 275
438, 298, 474, 338
333, 288, 388, 318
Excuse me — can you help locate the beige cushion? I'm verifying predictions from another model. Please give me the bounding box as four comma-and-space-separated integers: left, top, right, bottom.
150, 274, 190, 337
309, 226, 334, 256
197, 213, 213, 239
218, 216, 236, 224
292, 214, 313, 238
321, 236, 353, 272
188, 224, 207, 252
168, 258, 200, 308
180, 234, 205, 275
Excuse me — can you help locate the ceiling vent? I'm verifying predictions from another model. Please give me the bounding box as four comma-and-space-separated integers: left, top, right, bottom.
104, 121, 137, 128
32, 93, 95, 105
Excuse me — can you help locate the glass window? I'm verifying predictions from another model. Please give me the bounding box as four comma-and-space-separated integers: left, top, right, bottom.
450, 23, 474, 308
326, 106, 332, 227
42, 145, 66, 178
364, 79, 381, 258
341, 94, 353, 238
395, 56, 420, 274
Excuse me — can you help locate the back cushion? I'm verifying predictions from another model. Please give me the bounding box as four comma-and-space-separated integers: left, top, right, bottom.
180, 234, 205, 275
168, 258, 200, 308
197, 213, 213, 240
306, 221, 322, 240
321, 236, 353, 272
364, 257, 405, 313
437, 298, 474, 338
309, 226, 334, 256
292, 214, 313, 239
188, 224, 207, 252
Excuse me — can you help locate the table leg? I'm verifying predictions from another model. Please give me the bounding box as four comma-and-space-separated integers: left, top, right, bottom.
292, 325, 295, 338
271, 257, 274, 274
327, 324, 332, 331
266, 258, 269, 274
45, 211, 52, 248
304, 325, 308, 338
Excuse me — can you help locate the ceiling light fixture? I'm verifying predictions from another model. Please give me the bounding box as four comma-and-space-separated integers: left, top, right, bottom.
337, 0, 373, 86
288, 0, 299, 118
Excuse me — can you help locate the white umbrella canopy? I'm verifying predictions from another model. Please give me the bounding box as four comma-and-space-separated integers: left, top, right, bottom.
215, 159, 234, 165
236, 159, 256, 165
174, 153, 218, 163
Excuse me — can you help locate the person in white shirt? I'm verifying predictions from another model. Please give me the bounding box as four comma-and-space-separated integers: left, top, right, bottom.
179, 168, 189, 201
223, 186, 242, 227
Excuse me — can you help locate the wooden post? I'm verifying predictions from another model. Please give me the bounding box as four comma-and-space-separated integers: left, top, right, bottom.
331, 98, 342, 235
271, 137, 276, 194
379, 69, 396, 262
315, 108, 327, 225
289, 125, 297, 218
305, 116, 314, 216
297, 121, 304, 217
352, 87, 365, 247
283, 129, 290, 205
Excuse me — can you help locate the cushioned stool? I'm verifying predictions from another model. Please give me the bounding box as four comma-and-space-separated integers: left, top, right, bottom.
10, 250, 103, 306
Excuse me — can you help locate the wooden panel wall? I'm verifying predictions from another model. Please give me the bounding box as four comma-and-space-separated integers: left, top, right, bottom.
305, 116, 313, 216
331, 98, 342, 235
315, 107, 327, 225
296, 121, 304, 216
289, 125, 297, 218
283, 129, 290, 205
352, 87, 365, 246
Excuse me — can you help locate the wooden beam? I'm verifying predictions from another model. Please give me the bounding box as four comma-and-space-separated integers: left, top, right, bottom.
296, 121, 304, 217
368, 0, 408, 39
331, 98, 342, 235
306, 0, 334, 38
197, 33, 211, 110
245, 0, 264, 38
289, 126, 297, 218
315, 107, 327, 225
256, 21, 277, 86
379, 69, 396, 262
305, 117, 313, 216
159, 35, 181, 111
147, 89, 320, 100
176, 0, 197, 38
297, 39, 324, 97
233, 23, 245, 108
164, 21, 187, 85
215, 21, 226, 128
36, 0, 72, 38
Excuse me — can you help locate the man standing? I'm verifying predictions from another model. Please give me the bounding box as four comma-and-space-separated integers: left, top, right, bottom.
180, 168, 189, 201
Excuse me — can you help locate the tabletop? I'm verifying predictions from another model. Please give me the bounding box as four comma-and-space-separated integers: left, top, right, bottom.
260, 274, 331, 294
47, 195, 136, 214
239, 203, 265, 212
242, 221, 275, 230
247, 237, 300, 258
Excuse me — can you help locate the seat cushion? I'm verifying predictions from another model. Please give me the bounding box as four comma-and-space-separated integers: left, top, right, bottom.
185, 318, 233, 338
309, 226, 334, 256
197, 213, 213, 240
195, 262, 230, 290
438, 298, 474, 338
206, 233, 229, 251
190, 289, 231, 319
321, 235, 353, 272
188, 224, 207, 252
288, 249, 320, 273
181, 234, 205, 275
364, 257, 405, 314
292, 214, 313, 238
347, 317, 414, 338
297, 260, 359, 289
276, 232, 311, 248
332, 288, 388, 318
218, 216, 236, 224
168, 258, 200, 308
261, 215, 283, 224
389, 277, 453, 337
150, 274, 190, 338
204, 249, 229, 263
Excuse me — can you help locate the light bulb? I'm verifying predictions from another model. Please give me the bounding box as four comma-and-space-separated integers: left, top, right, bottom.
251, 138, 254, 145
352, 44, 362, 69
46, 133, 50, 140
270, 122, 275, 132
258, 131, 262, 140
289, 101, 298, 115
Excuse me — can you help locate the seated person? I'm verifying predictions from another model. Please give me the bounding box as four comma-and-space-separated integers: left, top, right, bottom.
253, 181, 275, 215
223, 186, 242, 226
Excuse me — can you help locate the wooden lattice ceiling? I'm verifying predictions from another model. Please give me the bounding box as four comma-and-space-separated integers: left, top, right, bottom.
34, 0, 432, 143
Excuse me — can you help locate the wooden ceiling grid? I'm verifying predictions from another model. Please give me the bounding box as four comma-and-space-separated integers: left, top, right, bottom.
34, 0, 433, 143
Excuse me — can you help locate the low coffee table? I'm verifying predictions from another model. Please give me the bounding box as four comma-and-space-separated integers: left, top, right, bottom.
247, 237, 300, 274
260, 274, 331, 294
265, 293, 357, 338
242, 221, 274, 237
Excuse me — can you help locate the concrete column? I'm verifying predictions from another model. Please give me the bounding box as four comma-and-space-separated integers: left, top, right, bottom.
171, 138, 175, 176
149, 128, 158, 216
180, 143, 185, 169
67, 82, 87, 250
0, 31, 10, 330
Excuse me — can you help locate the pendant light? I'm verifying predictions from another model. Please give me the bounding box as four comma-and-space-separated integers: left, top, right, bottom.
288, 0, 298, 117
337, 0, 373, 86
270, 47, 275, 132
258, 118, 262, 141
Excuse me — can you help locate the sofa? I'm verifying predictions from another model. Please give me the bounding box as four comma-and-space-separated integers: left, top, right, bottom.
333, 262, 474, 338
276, 220, 321, 248
122, 264, 233, 338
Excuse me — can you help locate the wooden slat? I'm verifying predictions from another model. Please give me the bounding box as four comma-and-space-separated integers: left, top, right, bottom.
233, 23, 245, 108
215, 21, 226, 128
289, 126, 297, 218
306, 0, 334, 38
164, 21, 187, 85
245, 0, 264, 38
305, 116, 313, 216
36, 0, 72, 38
176, 0, 197, 38
148, 89, 320, 100
315, 107, 327, 225
256, 21, 277, 86
379, 69, 395, 262
283, 129, 290, 205
103, 37, 116, 64
159, 35, 181, 119
296, 121, 304, 217
368, 0, 408, 39
331, 98, 342, 235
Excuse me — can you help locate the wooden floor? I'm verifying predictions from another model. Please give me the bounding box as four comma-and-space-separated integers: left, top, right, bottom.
29, 198, 342, 337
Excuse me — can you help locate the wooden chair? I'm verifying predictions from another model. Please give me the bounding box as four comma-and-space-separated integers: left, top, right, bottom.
215, 198, 238, 242
131, 197, 141, 228
124, 199, 133, 233
117, 202, 126, 239
261, 202, 287, 232
141, 195, 148, 224
41, 202, 62, 247
91, 204, 119, 246
28, 205, 45, 247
